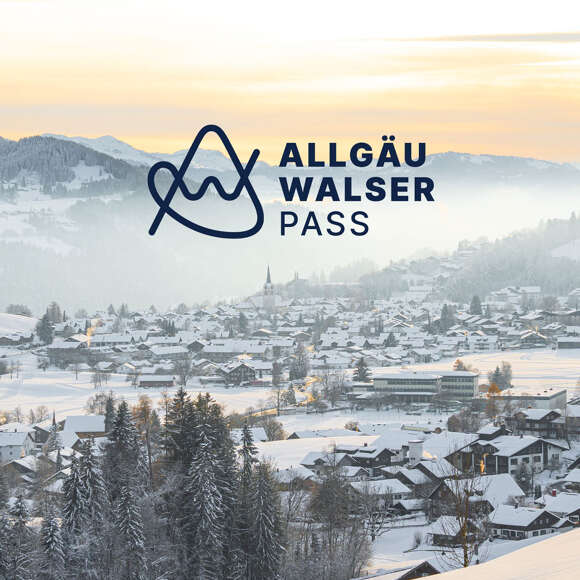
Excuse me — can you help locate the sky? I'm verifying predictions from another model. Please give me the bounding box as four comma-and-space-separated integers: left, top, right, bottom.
1, 0, 580, 163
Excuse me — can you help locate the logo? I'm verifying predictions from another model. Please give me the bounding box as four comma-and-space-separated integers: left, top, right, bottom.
147, 124, 263, 238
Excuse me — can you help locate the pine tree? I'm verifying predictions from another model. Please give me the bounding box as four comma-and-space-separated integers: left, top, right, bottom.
45, 422, 62, 454
36, 313, 54, 344
62, 455, 88, 535
470, 295, 483, 315
184, 433, 226, 578
249, 463, 283, 580
39, 512, 65, 580
0, 467, 8, 510
115, 484, 146, 580
104, 392, 116, 432
78, 439, 108, 530
104, 400, 147, 501
353, 357, 371, 382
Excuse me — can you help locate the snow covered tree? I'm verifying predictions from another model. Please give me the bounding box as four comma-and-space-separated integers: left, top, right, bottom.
470, 295, 482, 315
104, 392, 116, 432
45, 421, 62, 454
104, 400, 148, 501
39, 512, 65, 580
0, 467, 8, 510
78, 439, 108, 530
36, 313, 54, 344
289, 342, 309, 381
353, 357, 371, 383
249, 463, 283, 580
184, 433, 226, 578
62, 455, 87, 535
115, 484, 146, 580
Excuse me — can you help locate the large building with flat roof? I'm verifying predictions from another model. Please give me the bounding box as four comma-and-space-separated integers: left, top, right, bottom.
373, 371, 441, 403
372, 370, 479, 404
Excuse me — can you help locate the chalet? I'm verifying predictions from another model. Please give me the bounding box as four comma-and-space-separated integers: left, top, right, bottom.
350, 478, 412, 501
272, 466, 318, 491
563, 468, 580, 492
218, 361, 256, 385
62, 415, 106, 439
429, 474, 525, 516
301, 451, 355, 475
427, 515, 483, 547
0, 431, 35, 463
464, 435, 567, 476
536, 492, 580, 523
489, 504, 560, 540
505, 409, 565, 439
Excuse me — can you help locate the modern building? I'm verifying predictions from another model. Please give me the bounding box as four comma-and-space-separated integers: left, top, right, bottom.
373, 371, 441, 403
439, 371, 479, 402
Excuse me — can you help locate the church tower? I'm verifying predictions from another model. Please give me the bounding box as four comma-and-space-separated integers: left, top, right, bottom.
264, 265, 274, 295
263, 265, 275, 312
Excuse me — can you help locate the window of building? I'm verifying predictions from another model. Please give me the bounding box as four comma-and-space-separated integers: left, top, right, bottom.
534, 456, 541, 463
522, 457, 530, 464
510, 458, 518, 466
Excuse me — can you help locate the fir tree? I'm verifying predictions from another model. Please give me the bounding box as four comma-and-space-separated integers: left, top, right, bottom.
104, 392, 116, 432
36, 313, 54, 344
78, 439, 108, 530
0, 467, 8, 510
62, 455, 87, 535
249, 463, 284, 580
184, 433, 226, 578
470, 295, 483, 315
353, 357, 371, 382
39, 512, 65, 580
115, 484, 146, 580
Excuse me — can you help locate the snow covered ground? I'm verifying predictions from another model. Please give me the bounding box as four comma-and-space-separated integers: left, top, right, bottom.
391, 348, 580, 398
0, 353, 280, 417
0, 313, 37, 335
435, 528, 580, 579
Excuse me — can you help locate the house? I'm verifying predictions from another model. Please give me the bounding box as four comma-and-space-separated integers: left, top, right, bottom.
230, 427, 268, 445
62, 415, 106, 439
506, 409, 565, 439
489, 504, 560, 540
426, 515, 483, 546
0, 431, 36, 463
462, 435, 567, 476
349, 478, 412, 501
563, 468, 580, 491
355, 560, 440, 580
218, 361, 256, 385
272, 465, 318, 491
429, 474, 525, 515
536, 492, 580, 523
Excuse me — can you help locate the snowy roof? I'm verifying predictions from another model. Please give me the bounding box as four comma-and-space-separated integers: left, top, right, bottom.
537, 492, 580, 516
489, 504, 550, 527
350, 479, 411, 496
230, 427, 268, 445
272, 465, 317, 483
63, 415, 105, 433
449, 474, 525, 507
288, 429, 362, 439
0, 431, 31, 446
563, 468, 580, 484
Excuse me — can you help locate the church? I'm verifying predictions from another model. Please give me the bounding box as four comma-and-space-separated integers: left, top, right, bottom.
250, 266, 281, 312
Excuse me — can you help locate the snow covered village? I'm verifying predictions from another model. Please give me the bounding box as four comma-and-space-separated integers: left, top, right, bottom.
1, 260, 580, 580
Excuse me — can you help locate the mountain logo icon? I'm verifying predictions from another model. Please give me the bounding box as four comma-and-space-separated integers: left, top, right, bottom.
147, 125, 264, 238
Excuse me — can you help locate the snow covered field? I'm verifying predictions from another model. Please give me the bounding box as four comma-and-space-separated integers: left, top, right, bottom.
393, 348, 580, 397
0, 353, 280, 417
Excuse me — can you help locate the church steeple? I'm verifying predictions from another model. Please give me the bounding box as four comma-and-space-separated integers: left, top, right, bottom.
264, 265, 273, 296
